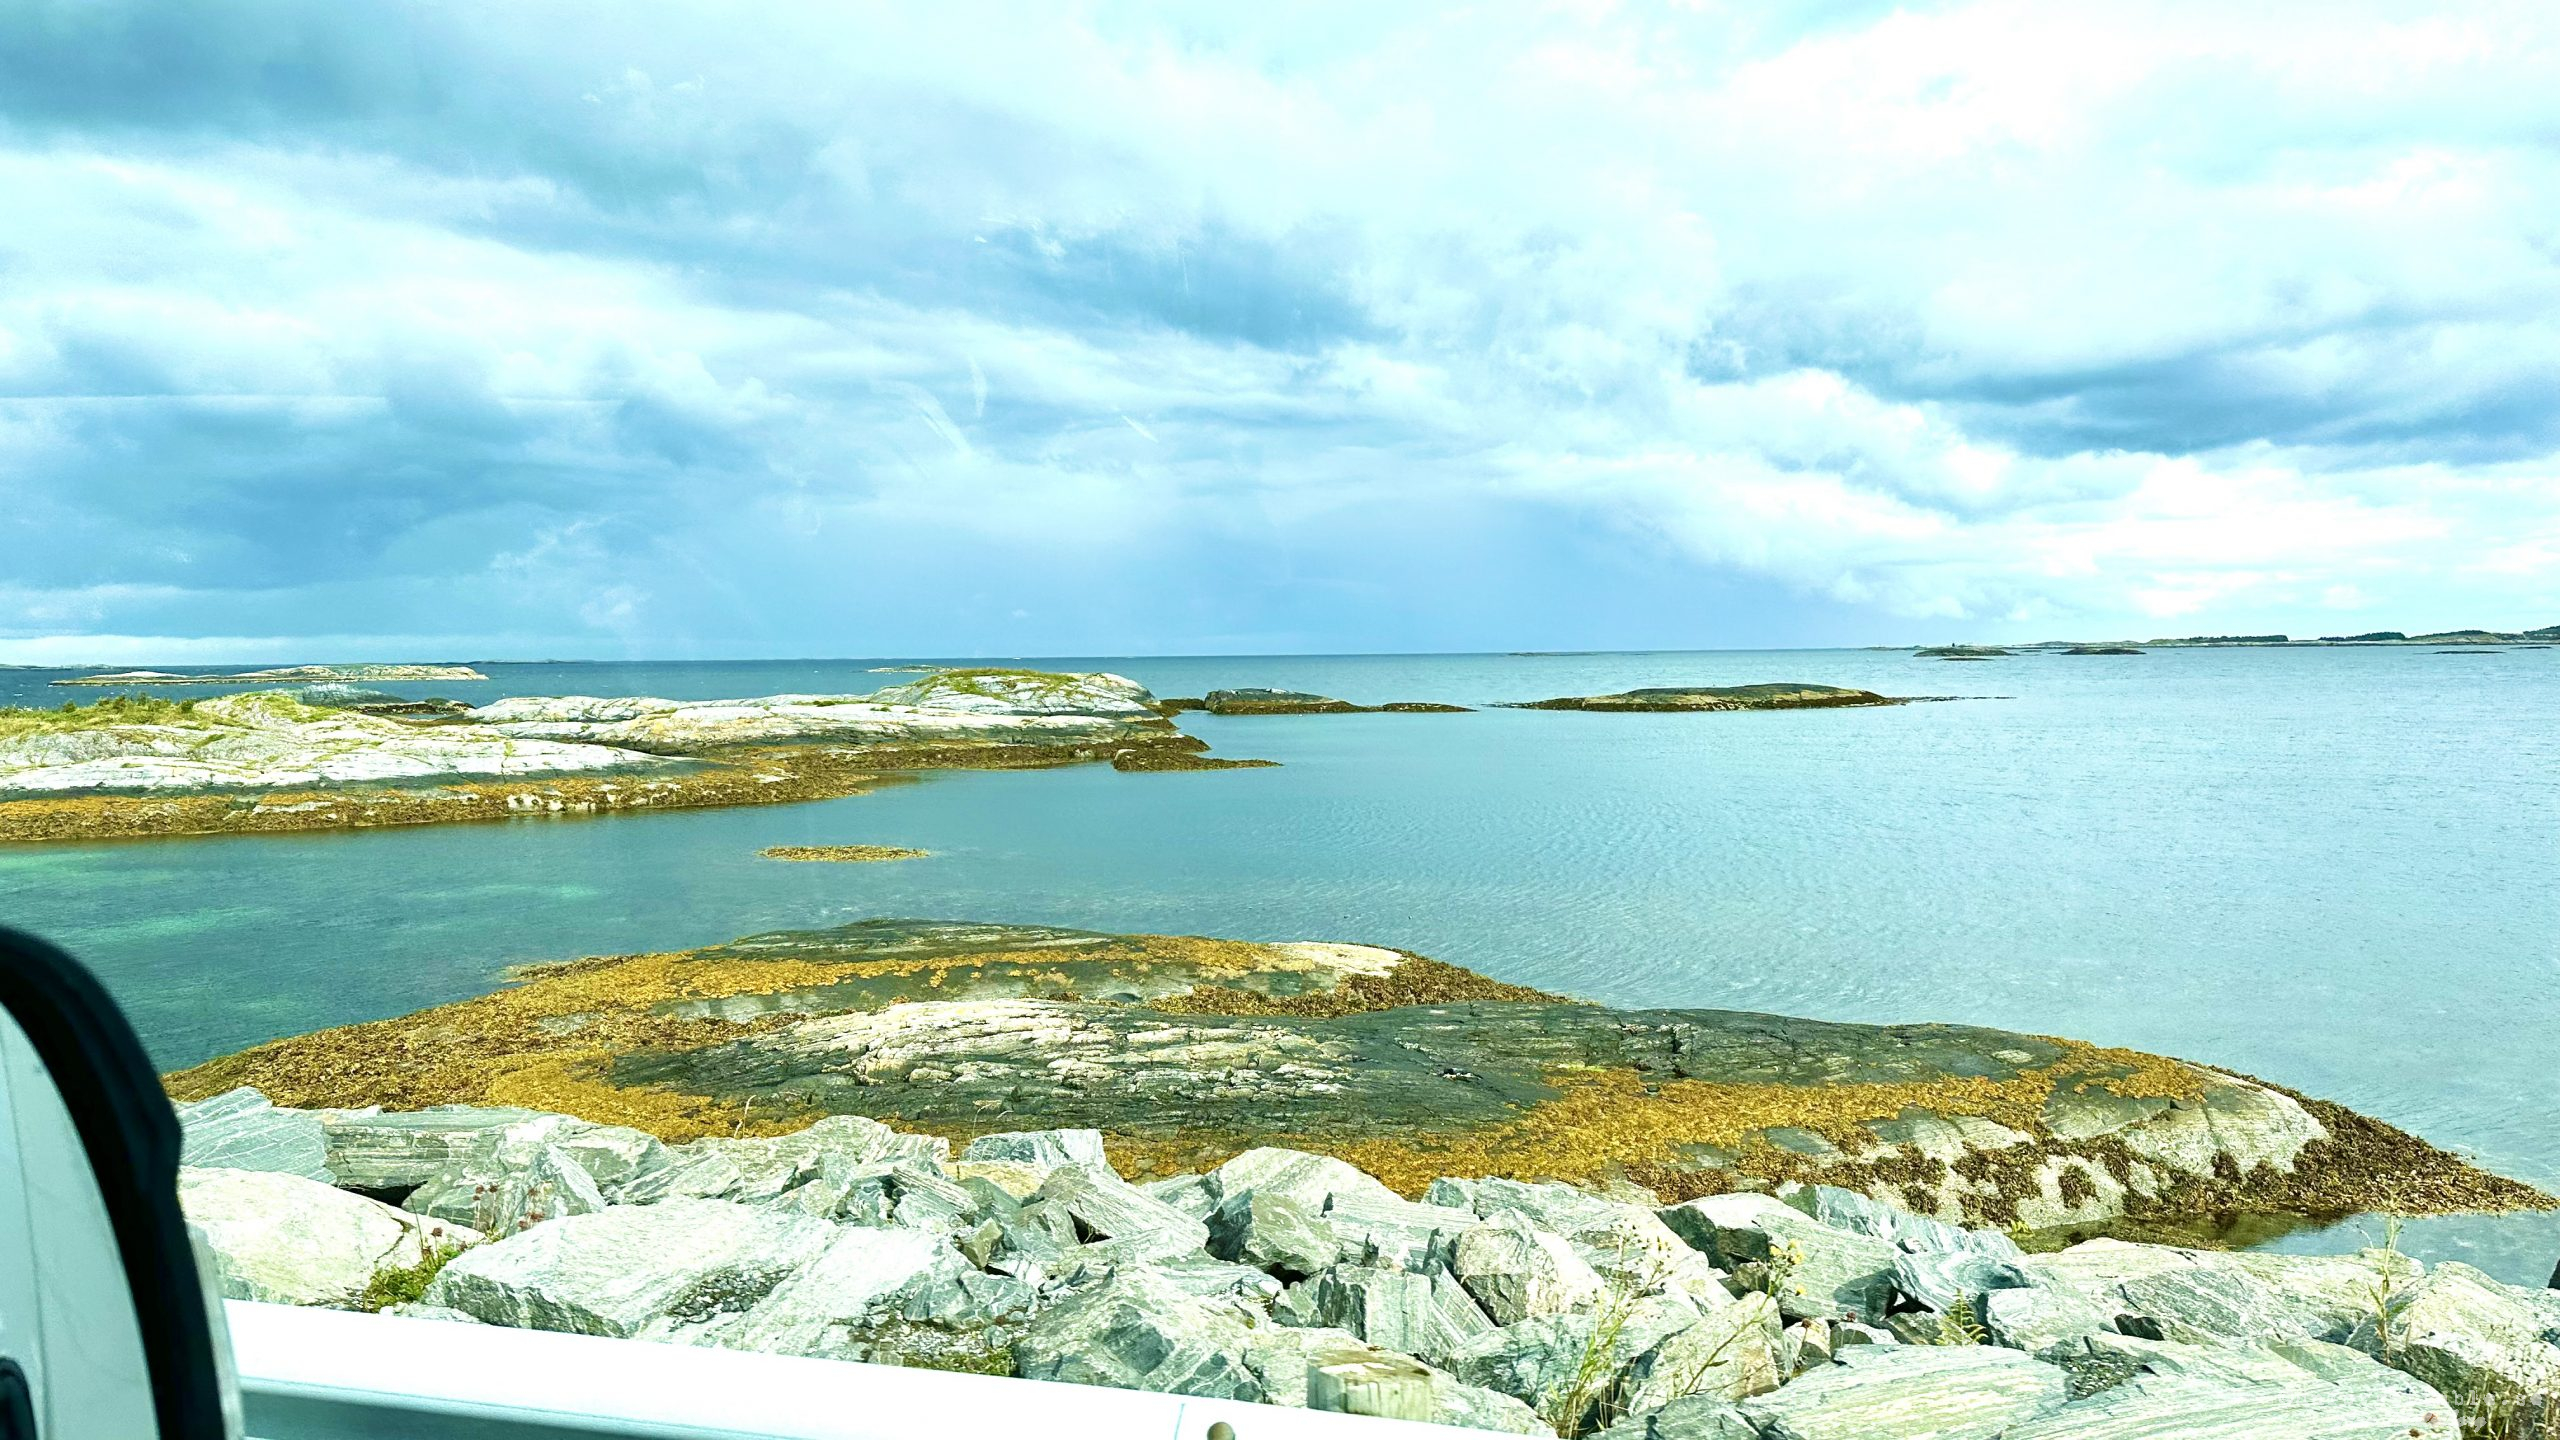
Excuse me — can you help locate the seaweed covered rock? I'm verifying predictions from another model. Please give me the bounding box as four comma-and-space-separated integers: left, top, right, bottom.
170, 918, 2550, 1240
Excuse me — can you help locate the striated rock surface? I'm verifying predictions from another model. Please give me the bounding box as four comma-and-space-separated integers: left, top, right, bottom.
1737, 1345, 2068, 1439
177, 1086, 333, 1182
421, 1198, 836, 1338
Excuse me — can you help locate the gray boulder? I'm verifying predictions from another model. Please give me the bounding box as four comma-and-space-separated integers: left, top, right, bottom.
770, 1158, 978, 1230
1277, 1265, 1496, 1365
1240, 1324, 1550, 1435
704, 1226, 1031, 1363
1737, 1345, 2070, 1440
1981, 1284, 2114, 1353
1036, 1162, 1211, 1261
1211, 1147, 1403, 1212
321, 1105, 548, 1191
618, 1115, 946, 1208
1012, 1267, 1264, 1401
961, 1129, 1107, 1170
1304, 1336, 1439, 1421
1439, 1177, 1726, 1304
1321, 1190, 1486, 1272
1207, 1190, 1336, 1280
1595, 1394, 1759, 1440
421, 1198, 835, 1338
1783, 1185, 2025, 1262
1616, 1291, 1786, 1412
2009, 1337, 2458, 1439
1658, 1193, 1897, 1322
2026, 1240, 2411, 1348
2358, 1262, 2560, 1438
181, 1167, 476, 1306
176, 1088, 333, 1182
1140, 1173, 1221, 1220
1444, 1296, 1703, 1411
1889, 1249, 2036, 1316
1451, 1216, 1608, 1324
407, 1141, 606, 1236
1145, 1253, 1287, 1305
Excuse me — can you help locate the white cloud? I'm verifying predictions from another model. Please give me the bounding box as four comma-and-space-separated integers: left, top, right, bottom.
1, 0, 2556, 655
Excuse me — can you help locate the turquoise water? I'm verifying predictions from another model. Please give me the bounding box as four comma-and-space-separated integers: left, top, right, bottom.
4, 649, 2557, 1281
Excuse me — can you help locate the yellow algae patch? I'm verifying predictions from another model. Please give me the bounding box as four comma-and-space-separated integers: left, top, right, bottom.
760, 845, 928, 863
1154, 952, 1570, 1017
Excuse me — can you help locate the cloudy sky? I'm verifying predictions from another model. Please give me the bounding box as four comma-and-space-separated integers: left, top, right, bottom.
3, 0, 2556, 661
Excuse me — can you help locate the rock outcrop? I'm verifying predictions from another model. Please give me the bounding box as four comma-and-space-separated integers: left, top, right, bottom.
169, 921, 2545, 1242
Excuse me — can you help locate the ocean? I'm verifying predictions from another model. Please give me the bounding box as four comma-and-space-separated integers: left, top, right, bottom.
4, 647, 2555, 1281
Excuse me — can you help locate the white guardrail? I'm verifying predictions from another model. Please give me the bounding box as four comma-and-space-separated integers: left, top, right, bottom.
226, 1301, 1486, 1440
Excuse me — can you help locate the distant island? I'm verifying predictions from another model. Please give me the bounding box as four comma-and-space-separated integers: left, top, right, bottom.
1905, 622, 2558, 654
51, 663, 488, 686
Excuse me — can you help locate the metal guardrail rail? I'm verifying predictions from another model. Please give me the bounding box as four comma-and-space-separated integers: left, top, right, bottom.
227, 1301, 1484, 1440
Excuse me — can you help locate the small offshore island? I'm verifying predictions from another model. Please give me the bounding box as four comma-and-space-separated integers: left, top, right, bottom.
0, 669, 1252, 843
164, 920, 2560, 1436
1507, 684, 1903, 712
51, 662, 490, 685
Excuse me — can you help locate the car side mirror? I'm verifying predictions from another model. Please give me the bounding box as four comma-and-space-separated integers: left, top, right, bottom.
0, 927, 236, 1438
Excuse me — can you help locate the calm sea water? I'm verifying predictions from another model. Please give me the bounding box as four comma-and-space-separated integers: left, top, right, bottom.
4, 649, 2556, 1281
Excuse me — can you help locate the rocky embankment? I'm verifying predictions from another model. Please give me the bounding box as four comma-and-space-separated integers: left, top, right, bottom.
168, 921, 2542, 1237
173, 1088, 2560, 1437
1506, 685, 1903, 712
0, 671, 1252, 842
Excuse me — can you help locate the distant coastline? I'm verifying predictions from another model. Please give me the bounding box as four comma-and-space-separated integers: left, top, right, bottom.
1905, 622, 2558, 653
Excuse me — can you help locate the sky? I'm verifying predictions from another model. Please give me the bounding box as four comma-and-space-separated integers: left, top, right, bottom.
2, 0, 2557, 662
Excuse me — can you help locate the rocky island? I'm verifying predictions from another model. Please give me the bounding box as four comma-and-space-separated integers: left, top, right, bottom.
1506, 685, 1903, 713
168, 920, 2539, 1234
51, 662, 489, 685
164, 921, 2560, 1436
0, 670, 1260, 843
1159, 689, 1472, 715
